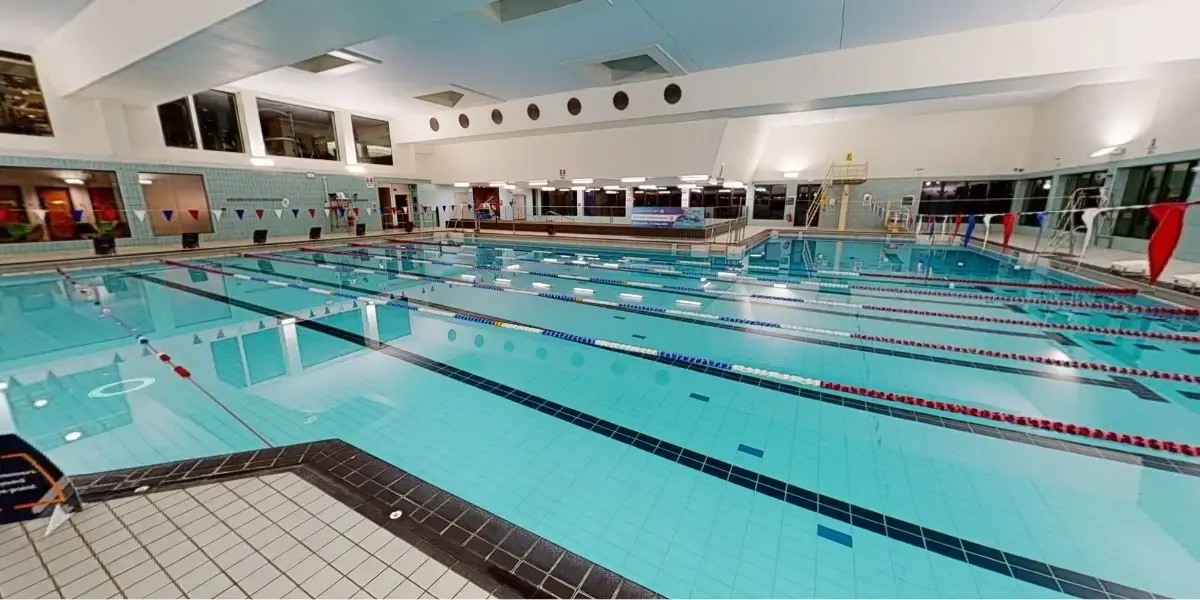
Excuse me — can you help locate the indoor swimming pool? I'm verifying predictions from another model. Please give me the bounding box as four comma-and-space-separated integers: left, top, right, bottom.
2, 234, 1198, 599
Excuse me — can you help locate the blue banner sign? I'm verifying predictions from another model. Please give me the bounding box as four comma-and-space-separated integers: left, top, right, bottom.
630, 207, 705, 228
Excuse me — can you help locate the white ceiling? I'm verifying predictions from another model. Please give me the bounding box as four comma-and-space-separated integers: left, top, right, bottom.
0, 0, 92, 52
231, 0, 1152, 118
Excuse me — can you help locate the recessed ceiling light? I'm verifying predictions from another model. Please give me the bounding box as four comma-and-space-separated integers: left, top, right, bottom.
620, 176, 646, 183
602, 185, 620, 190
454, 182, 470, 187
783, 172, 799, 178
529, 180, 548, 186
679, 175, 708, 182
64, 431, 82, 442
489, 181, 507, 186
571, 178, 593, 184
541, 186, 556, 191
571, 186, 586, 191
33, 399, 48, 408
638, 185, 657, 190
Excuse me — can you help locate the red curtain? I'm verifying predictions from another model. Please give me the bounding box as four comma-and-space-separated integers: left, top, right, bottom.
1147, 203, 1190, 284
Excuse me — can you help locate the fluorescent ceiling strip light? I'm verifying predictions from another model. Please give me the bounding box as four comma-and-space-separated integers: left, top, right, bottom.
679, 175, 708, 182
454, 182, 470, 187
571, 178, 593, 184
528, 180, 548, 186
620, 176, 646, 183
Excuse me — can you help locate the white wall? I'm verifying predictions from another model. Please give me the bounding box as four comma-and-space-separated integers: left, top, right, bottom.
753, 106, 1034, 180
422, 120, 729, 184
1025, 78, 1200, 172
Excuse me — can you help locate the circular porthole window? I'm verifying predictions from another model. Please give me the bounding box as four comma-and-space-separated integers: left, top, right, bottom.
612, 91, 629, 111
491, 109, 503, 125
429, 118, 440, 132
664, 83, 682, 105
458, 113, 470, 128
567, 97, 582, 116
527, 103, 541, 120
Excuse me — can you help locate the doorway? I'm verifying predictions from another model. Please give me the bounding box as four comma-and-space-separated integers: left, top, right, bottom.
394, 194, 410, 225
378, 187, 396, 230
36, 187, 74, 240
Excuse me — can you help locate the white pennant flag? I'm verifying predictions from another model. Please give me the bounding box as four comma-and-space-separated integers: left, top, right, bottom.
274, 209, 283, 219
212, 208, 223, 221
133, 210, 146, 222
32, 208, 46, 222
1078, 207, 1104, 265
324, 209, 330, 217
981, 214, 996, 249
366, 207, 373, 215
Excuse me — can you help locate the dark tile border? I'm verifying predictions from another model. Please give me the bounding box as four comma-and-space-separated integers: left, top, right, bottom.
70, 440, 659, 600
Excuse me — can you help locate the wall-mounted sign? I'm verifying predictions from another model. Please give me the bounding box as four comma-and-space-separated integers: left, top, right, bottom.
631, 207, 704, 229
845, 152, 854, 162
366, 176, 376, 189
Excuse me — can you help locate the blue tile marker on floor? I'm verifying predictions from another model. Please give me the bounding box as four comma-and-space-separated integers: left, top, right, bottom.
689, 393, 710, 402
818, 525, 854, 548
737, 444, 764, 458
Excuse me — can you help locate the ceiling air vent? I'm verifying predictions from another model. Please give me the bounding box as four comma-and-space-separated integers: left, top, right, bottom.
414, 90, 466, 109
477, 0, 584, 23
566, 45, 686, 87
290, 49, 380, 76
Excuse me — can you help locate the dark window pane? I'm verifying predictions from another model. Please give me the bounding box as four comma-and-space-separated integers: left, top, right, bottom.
351, 115, 392, 165
0, 51, 52, 137
1018, 178, 1051, 226
157, 98, 197, 149
0, 167, 130, 243
257, 98, 338, 161
193, 90, 243, 153
1113, 161, 1195, 239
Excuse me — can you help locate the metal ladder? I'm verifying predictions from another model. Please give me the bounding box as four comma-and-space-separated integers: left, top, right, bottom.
1045, 186, 1108, 256
802, 164, 837, 228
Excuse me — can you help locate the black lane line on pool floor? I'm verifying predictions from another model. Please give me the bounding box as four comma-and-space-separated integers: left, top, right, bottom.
352, 246, 1055, 341
284, 252, 1137, 394
207, 259, 1200, 481
130, 269, 1164, 600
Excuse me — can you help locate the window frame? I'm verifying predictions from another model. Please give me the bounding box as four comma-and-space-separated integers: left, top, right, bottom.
350, 114, 393, 166
192, 89, 244, 153
256, 97, 340, 161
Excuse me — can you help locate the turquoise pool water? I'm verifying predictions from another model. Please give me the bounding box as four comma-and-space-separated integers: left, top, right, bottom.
2, 234, 1199, 598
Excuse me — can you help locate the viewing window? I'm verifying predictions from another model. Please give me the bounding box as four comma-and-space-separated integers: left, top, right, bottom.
633, 187, 682, 208
583, 190, 626, 217
0, 51, 52, 137
753, 184, 786, 220
1018, 177, 1051, 226
534, 189, 578, 217
258, 98, 338, 161
351, 115, 392, 165
157, 90, 244, 152
1112, 160, 1196, 240
693, 186, 745, 219
0, 167, 129, 244
918, 180, 1015, 216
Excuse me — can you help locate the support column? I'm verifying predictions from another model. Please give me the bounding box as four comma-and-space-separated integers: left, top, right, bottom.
837, 183, 851, 231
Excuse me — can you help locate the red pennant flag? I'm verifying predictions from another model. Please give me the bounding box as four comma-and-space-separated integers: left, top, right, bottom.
1147, 203, 1190, 284
1002, 212, 1016, 250
0, 208, 8, 222
188, 209, 200, 220
953, 214, 963, 236
308, 208, 316, 218
353, 207, 360, 216
255, 209, 264, 219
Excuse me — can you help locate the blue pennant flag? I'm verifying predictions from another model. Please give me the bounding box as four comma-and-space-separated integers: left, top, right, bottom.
163, 209, 174, 222
71, 209, 84, 223
927, 215, 936, 238
235, 209, 245, 220
962, 215, 977, 247
1035, 211, 1048, 228
292, 208, 300, 218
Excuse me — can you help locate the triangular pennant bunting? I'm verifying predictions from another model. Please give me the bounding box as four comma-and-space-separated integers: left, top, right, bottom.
163, 210, 174, 222
257, 320, 266, 330
273, 209, 282, 219
308, 208, 316, 218
192, 334, 202, 345
188, 209, 200, 220
112, 353, 124, 364
292, 208, 300, 218
235, 209, 245, 220
71, 210, 84, 223
353, 208, 360, 216
33, 208, 47, 222
213, 208, 223, 221
324, 209, 330, 217
215, 329, 226, 340
256, 209, 265, 219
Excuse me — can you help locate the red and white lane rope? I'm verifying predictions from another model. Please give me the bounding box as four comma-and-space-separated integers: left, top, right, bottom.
163, 258, 1200, 459
864, 305, 1200, 343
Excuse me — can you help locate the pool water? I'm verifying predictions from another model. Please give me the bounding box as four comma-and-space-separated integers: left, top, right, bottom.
2, 234, 1199, 598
